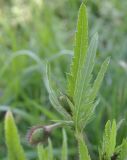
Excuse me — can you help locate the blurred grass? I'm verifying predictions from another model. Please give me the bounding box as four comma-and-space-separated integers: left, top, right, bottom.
0, 0, 127, 159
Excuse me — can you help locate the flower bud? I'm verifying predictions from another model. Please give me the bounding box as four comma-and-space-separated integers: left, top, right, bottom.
58, 94, 73, 115
27, 123, 61, 146
27, 126, 50, 146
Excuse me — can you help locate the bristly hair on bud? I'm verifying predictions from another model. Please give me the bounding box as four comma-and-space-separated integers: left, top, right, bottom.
26, 123, 62, 146
26, 126, 49, 146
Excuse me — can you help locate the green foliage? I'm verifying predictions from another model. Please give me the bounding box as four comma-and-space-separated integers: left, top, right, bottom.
90, 57, 110, 101
37, 129, 68, 160
100, 120, 116, 160
1, 1, 127, 160
67, 3, 109, 132
37, 144, 48, 160
48, 139, 54, 160
99, 120, 127, 160
4, 111, 127, 160
37, 144, 44, 160
5, 111, 26, 160
44, 3, 110, 159
37, 139, 54, 160
118, 139, 127, 160
46, 3, 109, 133
44, 64, 72, 121
78, 133, 91, 160
67, 3, 88, 98
62, 129, 68, 160
73, 32, 98, 131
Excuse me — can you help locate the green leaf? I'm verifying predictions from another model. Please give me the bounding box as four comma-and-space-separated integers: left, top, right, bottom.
77, 57, 109, 130
44, 64, 72, 121
115, 139, 127, 160
37, 139, 53, 160
90, 57, 110, 101
68, 3, 88, 98
110, 120, 117, 155
77, 57, 110, 153
48, 139, 54, 160
67, 2, 109, 132
37, 144, 48, 160
37, 144, 45, 160
119, 139, 127, 160
78, 133, 91, 160
100, 120, 116, 160
5, 111, 26, 160
73, 33, 98, 130
62, 129, 68, 160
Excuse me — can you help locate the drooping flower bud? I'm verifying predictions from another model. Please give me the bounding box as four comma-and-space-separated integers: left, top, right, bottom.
27, 123, 61, 146
27, 126, 47, 145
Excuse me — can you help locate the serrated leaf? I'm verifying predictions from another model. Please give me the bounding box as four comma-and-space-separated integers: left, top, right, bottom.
68, 3, 88, 98
119, 139, 127, 160
79, 99, 100, 130
77, 57, 110, 130
5, 111, 26, 160
73, 33, 98, 131
67, 2, 109, 132
62, 129, 68, 160
90, 57, 110, 101
74, 33, 98, 106
101, 120, 116, 159
110, 120, 117, 155
78, 134, 91, 160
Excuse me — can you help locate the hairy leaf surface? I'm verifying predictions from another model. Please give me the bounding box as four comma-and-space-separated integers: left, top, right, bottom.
78, 134, 91, 160
68, 3, 88, 98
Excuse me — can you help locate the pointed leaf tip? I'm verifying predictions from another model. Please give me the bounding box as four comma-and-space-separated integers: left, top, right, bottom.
5, 110, 26, 160
106, 57, 110, 64
103, 57, 110, 69
68, 1, 88, 98
5, 110, 12, 119
80, 2, 86, 10
79, 3, 87, 16
93, 32, 98, 41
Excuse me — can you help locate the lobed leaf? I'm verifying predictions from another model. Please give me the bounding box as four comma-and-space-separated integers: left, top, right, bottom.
67, 3, 110, 132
